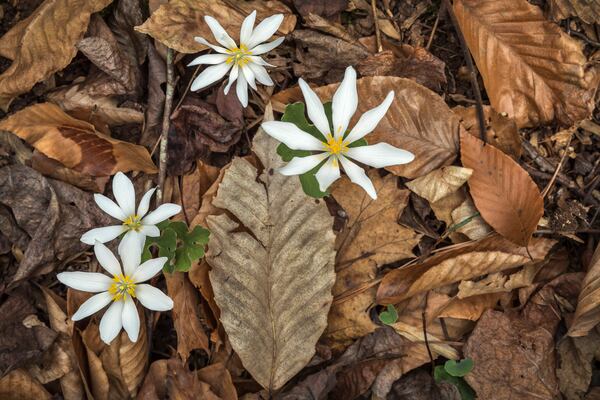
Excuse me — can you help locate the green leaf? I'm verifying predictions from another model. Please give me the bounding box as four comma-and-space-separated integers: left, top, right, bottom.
444, 358, 474, 377
379, 304, 398, 325
435, 364, 476, 400
141, 228, 177, 266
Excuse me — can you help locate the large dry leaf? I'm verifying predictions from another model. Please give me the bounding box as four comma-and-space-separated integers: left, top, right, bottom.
205, 107, 336, 391
326, 173, 421, 347
377, 234, 555, 304
135, 0, 296, 54
0, 0, 112, 110
461, 131, 543, 246
569, 243, 600, 336
454, 0, 597, 128
0, 103, 157, 175
406, 166, 472, 203
0, 369, 52, 400
271, 77, 462, 179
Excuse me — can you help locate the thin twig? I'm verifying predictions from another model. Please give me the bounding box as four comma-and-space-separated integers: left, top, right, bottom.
541, 133, 573, 198
157, 48, 175, 205
426, 3, 445, 50
371, 0, 383, 52
422, 292, 435, 373
173, 63, 201, 115
441, 0, 487, 143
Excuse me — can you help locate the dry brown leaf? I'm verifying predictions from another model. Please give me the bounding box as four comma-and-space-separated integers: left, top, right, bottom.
557, 328, 600, 400
135, 0, 296, 54
436, 293, 504, 321
326, 173, 421, 347
548, 0, 600, 24
205, 107, 336, 391
406, 166, 472, 203
0, 369, 52, 400
377, 234, 555, 304
451, 197, 492, 240
461, 131, 543, 246
0, 103, 157, 176
0, 0, 112, 110
569, 243, 600, 336
271, 77, 462, 179
454, 0, 598, 128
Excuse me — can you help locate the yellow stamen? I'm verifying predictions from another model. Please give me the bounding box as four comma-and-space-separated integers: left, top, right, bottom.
226, 44, 253, 66
123, 214, 142, 231
324, 134, 348, 155
109, 274, 136, 301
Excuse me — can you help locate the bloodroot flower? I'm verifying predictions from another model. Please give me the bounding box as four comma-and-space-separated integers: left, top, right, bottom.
261, 66, 414, 199
81, 172, 181, 254
57, 242, 173, 344
188, 10, 284, 107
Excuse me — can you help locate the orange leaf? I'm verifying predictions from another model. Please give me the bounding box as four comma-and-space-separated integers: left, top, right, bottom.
0, 103, 157, 176
460, 131, 543, 246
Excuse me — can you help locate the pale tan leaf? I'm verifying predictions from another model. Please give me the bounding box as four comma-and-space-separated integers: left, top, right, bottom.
457, 262, 546, 298
406, 166, 472, 203
461, 131, 543, 246
437, 293, 504, 321
0, 0, 112, 110
271, 76, 463, 178
569, 243, 600, 336
454, 0, 597, 128
205, 106, 336, 391
135, 0, 296, 54
451, 197, 492, 240
0, 369, 52, 400
391, 321, 459, 360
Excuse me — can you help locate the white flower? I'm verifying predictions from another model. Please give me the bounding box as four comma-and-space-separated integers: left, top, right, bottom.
81, 172, 181, 255
261, 66, 415, 200
188, 10, 284, 107
57, 242, 173, 344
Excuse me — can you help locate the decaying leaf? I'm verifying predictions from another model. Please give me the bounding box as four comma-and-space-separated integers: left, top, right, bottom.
557, 328, 600, 400
0, 369, 52, 400
0, 103, 157, 175
451, 197, 492, 240
0, 0, 112, 110
326, 173, 421, 347
135, 0, 296, 54
205, 108, 336, 390
454, 0, 598, 128
406, 166, 472, 204
272, 77, 462, 179
548, 0, 600, 24
461, 131, 543, 246
457, 262, 546, 299
569, 243, 600, 336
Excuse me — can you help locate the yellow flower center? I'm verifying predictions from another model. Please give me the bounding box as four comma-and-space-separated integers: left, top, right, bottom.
324, 134, 348, 155
123, 214, 142, 231
108, 274, 136, 301
226, 44, 253, 66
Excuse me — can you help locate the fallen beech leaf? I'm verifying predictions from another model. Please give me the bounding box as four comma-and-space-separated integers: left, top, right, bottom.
548, 0, 600, 24
451, 198, 492, 240
0, 103, 157, 175
30, 151, 108, 192
391, 321, 459, 360
569, 243, 600, 336
461, 132, 543, 246
436, 293, 504, 321
377, 234, 555, 304
326, 173, 421, 347
135, 0, 296, 54
457, 262, 545, 299
271, 77, 462, 179
406, 166, 472, 203
0, 0, 112, 110
0, 369, 52, 400
205, 107, 336, 391
454, 0, 597, 128
196, 363, 238, 400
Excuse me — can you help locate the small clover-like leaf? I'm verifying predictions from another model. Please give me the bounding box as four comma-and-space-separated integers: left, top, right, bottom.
444, 358, 474, 377
168, 222, 210, 272
434, 363, 476, 400
379, 304, 398, 325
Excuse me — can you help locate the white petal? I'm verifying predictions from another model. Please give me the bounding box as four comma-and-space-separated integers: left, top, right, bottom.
80, 225, 124, 245
57, 272, 112, 293
112, 172, 136, 218
139, 224, 160, 237
99, 301, 123, 344
94, 194, 126, 221
121, 297, 140, 342
191, 62, 232, 92
247, 14, 284, 49
187, 53, 229, 66
278, 152, 329, 176
224, 65, 239, 95
137, 187, 156, 218
94, 242, 122, 277
249, 37, 284, 55
119, 230, 143, 276
132, 257, 168, 283
236, 72, 249, 107
72, 291, 112, 321
345, 143, 415, 168
315, 156, 341, 192
204, 15, 237, 49
194, 36, 229, 54
344, 91, 394, 144
332, 66, 358, 139
339, 156, 377, 199
248, 55, 274, 67
261, 121, 325, 151
135, 284, 174, 311
240, 10, 256, 46
241, 64, 257, 90
142, 203, 182, 225
247, 63, 273, 86
298, 79, 330, 136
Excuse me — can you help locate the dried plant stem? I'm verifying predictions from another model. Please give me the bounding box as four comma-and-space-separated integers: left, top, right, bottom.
371, 0, 383, 52
157, 47, 175, 205
542, 133, 573, 198
426, 3, 444, 50
442, 0, 487, 143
